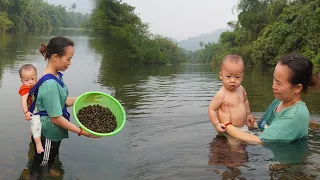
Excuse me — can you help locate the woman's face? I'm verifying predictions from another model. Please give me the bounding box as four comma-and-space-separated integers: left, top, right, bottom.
272, 63, 301, 102
55, 46, 74, 72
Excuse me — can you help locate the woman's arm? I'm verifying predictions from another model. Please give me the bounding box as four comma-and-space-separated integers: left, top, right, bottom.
41, 84, 96, 137
218, 103, 263, 144
51, 116, 80, 133
66, 97, 77, 107
224, 125, 262, 144
51, 116, 94, 137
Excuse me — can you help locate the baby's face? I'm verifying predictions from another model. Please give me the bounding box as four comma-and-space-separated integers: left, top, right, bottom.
219, 61, 244, 91
21, 69, 37, 87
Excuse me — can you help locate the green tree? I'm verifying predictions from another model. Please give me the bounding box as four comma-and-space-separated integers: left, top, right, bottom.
192, 0, 320, 66
71, 3, 76, 12
0, 12, 12, 32
0, 0, 88, 32
199, 41, 204, 50
252, 0, 320, 65
89, 0, 187, 65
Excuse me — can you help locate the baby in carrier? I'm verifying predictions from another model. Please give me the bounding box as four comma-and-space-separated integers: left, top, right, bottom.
18, 64, 44, 154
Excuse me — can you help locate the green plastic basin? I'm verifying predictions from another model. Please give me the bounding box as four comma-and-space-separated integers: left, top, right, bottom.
73, 91, 126, 137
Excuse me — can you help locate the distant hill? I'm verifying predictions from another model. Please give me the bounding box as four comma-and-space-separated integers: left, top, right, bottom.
178, 28, 227, 51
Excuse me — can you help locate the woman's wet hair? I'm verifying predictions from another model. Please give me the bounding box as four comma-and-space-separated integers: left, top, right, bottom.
279, 54, 320, 93
39, 36, 74, 60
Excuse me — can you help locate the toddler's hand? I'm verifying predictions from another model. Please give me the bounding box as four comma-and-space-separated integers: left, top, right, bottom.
214, 123, 226, 133
24, 112, 33, 121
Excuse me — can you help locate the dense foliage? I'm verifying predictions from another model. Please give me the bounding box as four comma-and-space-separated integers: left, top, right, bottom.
89, 0, 187, 65
194, 0, 320, 66
0, 0, 89, 32
4, 0, 317, 66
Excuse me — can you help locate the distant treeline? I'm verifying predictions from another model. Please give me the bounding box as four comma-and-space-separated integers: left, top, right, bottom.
0, 0, 89, 32
190, 0, 320, 66
89, 0, 187, 65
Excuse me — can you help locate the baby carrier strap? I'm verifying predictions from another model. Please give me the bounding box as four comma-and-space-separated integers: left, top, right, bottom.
28, 72, 70, 121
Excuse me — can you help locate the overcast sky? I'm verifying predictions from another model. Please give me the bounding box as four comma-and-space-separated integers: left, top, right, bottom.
47, 0, 239, 40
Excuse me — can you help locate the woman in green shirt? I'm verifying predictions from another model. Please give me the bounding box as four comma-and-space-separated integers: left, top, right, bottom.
217, 54, 320, 144
30, 36, 96, 177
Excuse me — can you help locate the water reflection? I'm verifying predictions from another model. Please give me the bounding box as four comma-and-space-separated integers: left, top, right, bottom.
89, 36, 215, 112
18, 142, 65, 180
51, 28, 95, 38
267, 140, 309, 164
207, 135, 249, 179
207, 132, 320, 179
268, 138, 320, 179
208, 135, 249, 167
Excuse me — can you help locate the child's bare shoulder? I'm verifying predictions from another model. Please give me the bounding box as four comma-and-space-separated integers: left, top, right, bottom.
215, 87, 227, 97
238, 85, 247, 93
238, 85, 248, 98
239, 85, 245, 90
210, 88, 226, 104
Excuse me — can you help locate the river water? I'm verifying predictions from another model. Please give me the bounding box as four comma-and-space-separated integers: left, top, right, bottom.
0, 29, 319, 179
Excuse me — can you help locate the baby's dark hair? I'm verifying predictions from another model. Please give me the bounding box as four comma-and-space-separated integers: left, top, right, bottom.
39, 36, 74, 60
19, 64, 37, 78
279, 53, 320, 93
221, 54, 244, 67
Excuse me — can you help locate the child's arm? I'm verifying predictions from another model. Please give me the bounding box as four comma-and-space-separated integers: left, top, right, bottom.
21, 94, 32, 120
208, 91, 226, 133
242, 87, 255, 128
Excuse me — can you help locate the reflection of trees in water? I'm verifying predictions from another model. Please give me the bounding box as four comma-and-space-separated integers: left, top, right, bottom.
241, 66, 275, 112
0, 31, 51, 87
51, 28, 94, 38
88, 37, 212, 111
88, 34, 320, 115
18, 142, 65, 180
0, 31, 51, 61
0, 29, 95, 88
